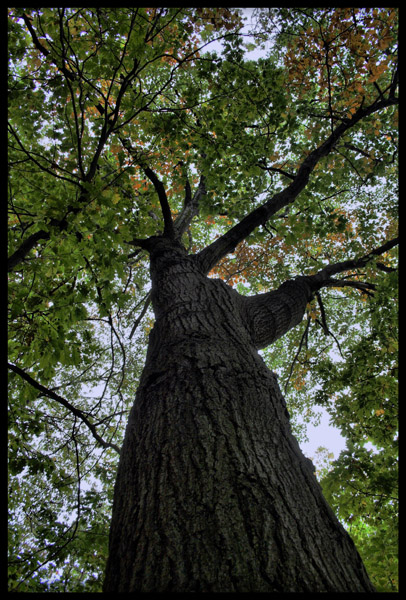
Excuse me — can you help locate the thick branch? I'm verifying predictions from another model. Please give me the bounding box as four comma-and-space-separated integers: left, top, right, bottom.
143, 167, 175, 238
23, 13, 76, 82
8, 229, 50, 272
195, 96, 398, 275
244, 278, 313, 349
306, 236, 399, 291
118, 136, 176, 239
8, 362, 121, 454
242, 236, 398, 349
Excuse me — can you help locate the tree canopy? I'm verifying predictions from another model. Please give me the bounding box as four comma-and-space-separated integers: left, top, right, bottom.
8, 7, 398, 592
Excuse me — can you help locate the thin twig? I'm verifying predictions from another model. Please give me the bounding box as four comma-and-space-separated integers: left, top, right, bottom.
8, 362, 120, 454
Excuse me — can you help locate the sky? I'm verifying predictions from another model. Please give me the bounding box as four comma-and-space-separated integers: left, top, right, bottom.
300, 409, 346, 460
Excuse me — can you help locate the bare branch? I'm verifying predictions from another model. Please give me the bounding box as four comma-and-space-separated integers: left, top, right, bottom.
8, 362, 121, 454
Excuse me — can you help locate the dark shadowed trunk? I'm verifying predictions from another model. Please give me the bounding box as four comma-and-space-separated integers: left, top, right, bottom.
103, 237, 375, 592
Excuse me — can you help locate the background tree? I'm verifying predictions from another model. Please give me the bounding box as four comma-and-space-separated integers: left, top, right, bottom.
8, 7, 398, 592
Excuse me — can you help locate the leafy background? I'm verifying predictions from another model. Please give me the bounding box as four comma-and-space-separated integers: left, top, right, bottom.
8, 7, 398, 591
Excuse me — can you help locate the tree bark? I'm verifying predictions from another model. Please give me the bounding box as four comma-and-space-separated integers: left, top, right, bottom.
103, 237, 375, 592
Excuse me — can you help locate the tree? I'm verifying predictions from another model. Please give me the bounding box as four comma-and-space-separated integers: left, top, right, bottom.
8, 7, 398, 592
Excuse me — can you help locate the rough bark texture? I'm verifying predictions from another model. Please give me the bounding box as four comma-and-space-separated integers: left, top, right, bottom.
103, 237, 375, 592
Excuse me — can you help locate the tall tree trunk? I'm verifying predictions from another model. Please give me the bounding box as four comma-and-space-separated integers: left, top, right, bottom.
103, 238, 375, 593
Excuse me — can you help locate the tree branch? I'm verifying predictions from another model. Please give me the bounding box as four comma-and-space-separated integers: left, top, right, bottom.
8, 122, 81, 186
257, 160, 296, 180
307, 236, 399, 291
315, 291, 329, 335
241, 236, 398, 350
8, 229, 51, 272
322, 278, 376, 296
173, 175, 206, 239
195, 95, 399, 275
8, 362, 121, 454
7, 196, 86, 273
143, 167, 175, 238
129, 292, 152, 340
284, 316, 311, 393
23, 13, 76, 82
117, 135, 176, 239
243, 277, 314, 349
